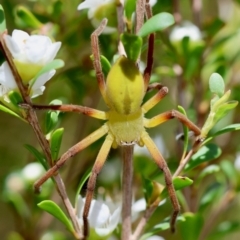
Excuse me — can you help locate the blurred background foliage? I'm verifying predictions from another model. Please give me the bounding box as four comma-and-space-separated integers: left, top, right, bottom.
1, 0, 240, 239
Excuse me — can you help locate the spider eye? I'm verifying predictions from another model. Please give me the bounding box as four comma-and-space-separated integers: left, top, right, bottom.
106, 56, 144, 115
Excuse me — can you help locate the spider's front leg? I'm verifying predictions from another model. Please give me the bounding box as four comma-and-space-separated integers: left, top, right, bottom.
34, 125, 108, 191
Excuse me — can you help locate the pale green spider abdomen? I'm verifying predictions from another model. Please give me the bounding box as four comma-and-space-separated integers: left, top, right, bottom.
106, 56, 144, 115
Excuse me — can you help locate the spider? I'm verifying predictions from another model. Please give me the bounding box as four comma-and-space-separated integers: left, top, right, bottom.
34, 18, 201, 238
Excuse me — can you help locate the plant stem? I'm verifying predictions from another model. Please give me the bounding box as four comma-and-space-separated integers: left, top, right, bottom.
121, 145, 134, 240
0, 33, 82, 239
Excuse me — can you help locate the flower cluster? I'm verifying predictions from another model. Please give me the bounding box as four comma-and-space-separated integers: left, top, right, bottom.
0, 30, 61, 102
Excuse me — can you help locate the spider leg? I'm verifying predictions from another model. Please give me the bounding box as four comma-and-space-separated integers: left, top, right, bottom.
144, 110, 201, 136
142, 86, 169, 113
29, 104, 108, 120
91, 18, 110, 105
141, 131, 180, 233
83, 133, 114, 238
34, 124, 109, 191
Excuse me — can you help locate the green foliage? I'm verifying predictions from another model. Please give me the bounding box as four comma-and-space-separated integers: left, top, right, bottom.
0, 4, 6, 32
185, 144, 222, 171
37, 200, 74, 233
138, 12, 175, 37
14, 6, 42, 28
45, 99, 62, 134
178, 212, 204, 240
120, 33, 142, 62
50, 128, 64, 161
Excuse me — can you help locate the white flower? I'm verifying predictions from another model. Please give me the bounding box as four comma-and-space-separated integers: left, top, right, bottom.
0, 61, 55, 102
169, 21, 202, 42
77, 0, 117, 34
0, 29, 60, 101
4, 30, 61, 84
22, 162, 45, 182
76, 196, 121, 236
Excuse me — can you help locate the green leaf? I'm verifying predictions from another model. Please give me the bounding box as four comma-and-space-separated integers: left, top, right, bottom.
0, 104, 24, 121
75, 168, 91, 205
50, 128, 64, 161
198, 165, 220, 181
220, 160, 238, 187
15, 6, 42, 28
45, 99, 62, 134
209, 73, 225, 96
213, 100, 238, 123
199, 183, 224, 211
143, 177, 165, 206
24, 144, 48, 170
125, 0, 135, 20
212, 123, 240, 137
178, 212, 204, 240
138, 12, 175, 37
140, 216, 185, 239
30, 59, 64, 88
120, 33, 142, 62
0, 5, 6, 33
161, 176, 193, 198
8, 91, 23, 107
177, 106, 189, 158
90, 54, 111, 77
38, 200, 74, 233
185, 144, 222, 171
4, 192, 30, 219
209, 221, 240, 239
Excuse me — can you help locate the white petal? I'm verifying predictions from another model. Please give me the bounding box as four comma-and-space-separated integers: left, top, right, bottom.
4, 35, 21, 59
76, 195, 85, 219
95, 227, 112, 236
88, 200, 110, 227
170, 21, 202, 41
77, 0, 99, 10
108, 206, 121, 231
0, 62, 17, 89
32, 70, 56, 90
43, 42, 61, 63
25, 36, 51, 63
12, 30, 30, 44
31, 86, 45, 98
132, 198, 146, 212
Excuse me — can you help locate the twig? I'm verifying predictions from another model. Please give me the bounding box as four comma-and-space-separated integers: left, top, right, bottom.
121, 145, 134, 240
191, 0, 202, 29
172, 0, 182, 24
131, 200, 159, 240
0, 33, 82, 239
199, 190, 235, 240
173, 137, 203, 177
135, 0, 145, 34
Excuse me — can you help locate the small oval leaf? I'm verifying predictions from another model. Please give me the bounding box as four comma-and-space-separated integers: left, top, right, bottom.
0, 5, 6, 33
209, 73, 225, 96
185, 144, 222, 171
138, 12, 175, 37
38, 200, 74, 233
50, 128, 64, 161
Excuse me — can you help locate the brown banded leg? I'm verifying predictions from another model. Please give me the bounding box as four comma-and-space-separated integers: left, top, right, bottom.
34, 125, 109, 191
144, 110, 201, 136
